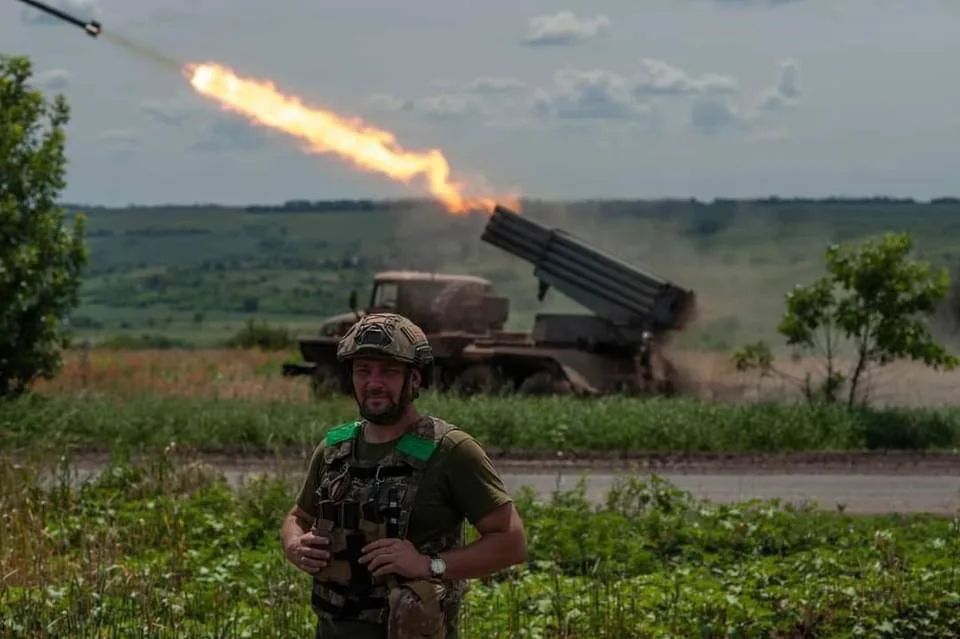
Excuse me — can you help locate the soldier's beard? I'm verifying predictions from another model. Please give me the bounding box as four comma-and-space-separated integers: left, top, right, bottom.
359, 394, 409, 425
358, 379, 412, 426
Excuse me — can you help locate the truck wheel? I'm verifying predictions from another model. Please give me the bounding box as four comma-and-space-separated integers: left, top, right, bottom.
518, 371, 571, 396
451, 365, 500, 396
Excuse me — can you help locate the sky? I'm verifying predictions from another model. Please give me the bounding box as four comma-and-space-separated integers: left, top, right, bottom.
2, 0, 959, 206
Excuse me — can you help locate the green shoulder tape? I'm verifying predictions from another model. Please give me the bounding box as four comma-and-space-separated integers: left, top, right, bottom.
395, 434, 438, 463
325, 422, 360, 446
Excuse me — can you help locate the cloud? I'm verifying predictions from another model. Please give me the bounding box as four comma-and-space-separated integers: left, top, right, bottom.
414, 94, 475, 118
33, 69, 70, 91
466, 77, 527, 94
633, 59, 738, 96
364, 93, 412, 112
534, 68, 652, 120
364, 92, 474, 118
690, 95, 747, 133
689, 59, 802, 133
21, 0, 99, 25
523, 11, 611, 46
757, 59, 801, 111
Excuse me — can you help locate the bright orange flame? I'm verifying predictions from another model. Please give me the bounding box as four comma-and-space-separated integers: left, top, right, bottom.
186, 62, 498, 214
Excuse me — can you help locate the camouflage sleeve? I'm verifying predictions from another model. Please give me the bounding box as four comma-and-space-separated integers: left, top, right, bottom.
295, 442, 325, 517
443, 436, 513, 526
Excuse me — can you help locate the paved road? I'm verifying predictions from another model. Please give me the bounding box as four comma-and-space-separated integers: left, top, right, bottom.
500, 471, 960, 514
50, 453, 960, 515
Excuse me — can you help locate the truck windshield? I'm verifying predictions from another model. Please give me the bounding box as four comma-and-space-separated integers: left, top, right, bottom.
371, 282, 398, 309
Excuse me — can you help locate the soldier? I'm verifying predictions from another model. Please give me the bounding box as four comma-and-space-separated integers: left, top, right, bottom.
280, 313, 527, 639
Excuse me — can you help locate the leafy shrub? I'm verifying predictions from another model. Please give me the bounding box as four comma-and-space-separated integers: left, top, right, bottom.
4, 459, 960, 637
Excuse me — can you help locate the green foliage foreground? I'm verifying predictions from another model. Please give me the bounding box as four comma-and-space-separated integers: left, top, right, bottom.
2, 456, 959, 637
0, 55, 88, 398
3, 394, 960, 453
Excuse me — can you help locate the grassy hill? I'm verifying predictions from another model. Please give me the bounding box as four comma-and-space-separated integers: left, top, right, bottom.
63, 198, 960, 350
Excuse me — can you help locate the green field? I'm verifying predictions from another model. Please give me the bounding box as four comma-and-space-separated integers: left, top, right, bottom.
3, 455, 959, 637
65, 198, 960, 351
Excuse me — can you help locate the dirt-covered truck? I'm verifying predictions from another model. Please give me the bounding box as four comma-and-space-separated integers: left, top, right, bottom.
282, 205, 696, 396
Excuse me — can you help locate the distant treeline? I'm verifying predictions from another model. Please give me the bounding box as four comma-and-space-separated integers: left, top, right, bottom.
244, 199, 425, 213
60, 196, 960, 215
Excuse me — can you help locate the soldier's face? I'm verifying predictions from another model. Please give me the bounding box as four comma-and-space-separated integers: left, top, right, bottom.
352, 357, 420, 425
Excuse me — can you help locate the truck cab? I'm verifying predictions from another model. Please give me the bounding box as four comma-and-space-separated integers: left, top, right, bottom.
284, 271, 509, 392
315, 271, 508, 338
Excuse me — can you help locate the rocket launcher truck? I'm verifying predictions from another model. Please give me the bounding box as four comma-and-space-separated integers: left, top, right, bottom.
282, 205, 696, 395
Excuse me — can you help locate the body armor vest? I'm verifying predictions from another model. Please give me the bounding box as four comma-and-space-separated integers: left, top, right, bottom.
311, 417, 466, 627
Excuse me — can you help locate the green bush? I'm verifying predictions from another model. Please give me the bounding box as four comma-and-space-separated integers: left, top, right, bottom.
0, 56, 87, 398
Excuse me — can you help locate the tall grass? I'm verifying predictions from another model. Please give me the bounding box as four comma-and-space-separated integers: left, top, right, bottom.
3, 393, 960, 453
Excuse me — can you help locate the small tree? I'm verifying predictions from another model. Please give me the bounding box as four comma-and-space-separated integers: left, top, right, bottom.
0, 55, 87, 398
736, 232, 957, 407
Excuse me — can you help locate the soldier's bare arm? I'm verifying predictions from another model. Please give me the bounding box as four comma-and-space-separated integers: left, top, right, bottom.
280, 505, 331, 574
434, 501, 526, 581
360, 501, 525, 580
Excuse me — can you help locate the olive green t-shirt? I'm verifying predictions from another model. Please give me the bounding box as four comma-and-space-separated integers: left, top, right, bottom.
295, 419, 513, 546
295, 419, 512, 639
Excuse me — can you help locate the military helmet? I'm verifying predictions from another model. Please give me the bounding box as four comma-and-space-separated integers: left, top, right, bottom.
337, 313, 434, 370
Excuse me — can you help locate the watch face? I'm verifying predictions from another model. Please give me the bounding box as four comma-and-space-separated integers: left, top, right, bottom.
430, 557, 446, 576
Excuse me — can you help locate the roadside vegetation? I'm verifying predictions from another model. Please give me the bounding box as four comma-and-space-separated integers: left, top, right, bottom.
3, 455, 959, 637
4, 391, 960, 454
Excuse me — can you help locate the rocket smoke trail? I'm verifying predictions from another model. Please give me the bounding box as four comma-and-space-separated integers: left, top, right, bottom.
100, 32, 183, 73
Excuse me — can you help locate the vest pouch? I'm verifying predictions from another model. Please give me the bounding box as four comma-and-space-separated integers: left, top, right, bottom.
315, 501, 351, 586
387, 580, 446, 639
359, 518, 384, 543
314, 500, 337, 536
345, 531, 372, 593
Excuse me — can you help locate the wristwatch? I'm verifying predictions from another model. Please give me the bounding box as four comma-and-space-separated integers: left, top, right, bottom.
428, 555, 446, 579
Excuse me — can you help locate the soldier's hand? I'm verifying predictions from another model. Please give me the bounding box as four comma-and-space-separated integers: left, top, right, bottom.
359, 538, 430, 580
285, 532, 330, 574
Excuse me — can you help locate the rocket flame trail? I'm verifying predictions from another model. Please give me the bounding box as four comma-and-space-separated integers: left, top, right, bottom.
187, 63, 497, 214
